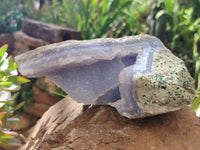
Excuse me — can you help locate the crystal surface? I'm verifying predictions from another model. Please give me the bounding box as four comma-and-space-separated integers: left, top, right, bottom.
15, 34, 195, 118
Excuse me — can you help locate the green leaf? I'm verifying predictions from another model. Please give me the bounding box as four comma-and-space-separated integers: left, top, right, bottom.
13, 63, 18, 70
4, 69, 18, 76
155, 10, 169, 19
7, 56, 14, 70
7, 117, 19, 123
190, 95, 200, 111
195, 58, 200, 87
101, 0, 108, 14
0, 70, 16, 77
0, 59, 9, 70
2, 76, 8, 82
118, 0, 133, 11
7, 76, 30, 84
11, 92, 19, 101
0, 112, 6, 121
1, 83, 20, 91
11, 101, 25, 112
0, 45, 8, 59
0, 91, 11, 107
0, 130, 16, 139
0, 112, 7, 127
107, 0, 119, 14
196, 104, 200, 117
0, 137, 22, 148
0, 82, 12, 87
0, 52, 8, 63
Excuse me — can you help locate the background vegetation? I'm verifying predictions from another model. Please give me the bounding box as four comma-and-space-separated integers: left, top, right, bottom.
0, 45, 28, 149
0, 0, 199, 118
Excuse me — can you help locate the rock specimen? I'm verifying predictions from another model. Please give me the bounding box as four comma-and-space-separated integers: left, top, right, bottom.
15, 34, 195, 119
22, 19, 81, 43
13, 31, 50, 56
20, 96, 200, 150
14, 31, 50, 48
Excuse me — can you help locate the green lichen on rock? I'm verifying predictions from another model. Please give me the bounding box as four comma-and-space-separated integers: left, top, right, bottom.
135, 49, 195, 115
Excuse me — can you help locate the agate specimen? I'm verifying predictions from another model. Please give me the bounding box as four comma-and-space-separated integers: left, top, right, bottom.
15, 34, 195, 119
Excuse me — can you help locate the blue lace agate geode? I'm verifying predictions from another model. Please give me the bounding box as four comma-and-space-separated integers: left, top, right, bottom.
15, 34, 195, 118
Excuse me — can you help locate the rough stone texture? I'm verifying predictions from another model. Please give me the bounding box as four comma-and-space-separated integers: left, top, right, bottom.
12, 31, 50, 56
20, 96, 200, 150
0, 33, 14, 54
21, 96, 84, 150
13, 41, 30, 56
32, 84, 60, 106
7, 113, 38, 137
26, 102, 50, 117
19, 126, 34, 138
15, 34, 195, 119
22, 19, 81, 43
14, 31, 50, 48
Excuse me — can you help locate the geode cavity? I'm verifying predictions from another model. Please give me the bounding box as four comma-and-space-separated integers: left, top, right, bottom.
15, 34, 195, 119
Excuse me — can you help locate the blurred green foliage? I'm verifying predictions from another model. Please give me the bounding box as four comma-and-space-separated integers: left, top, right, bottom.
0, 112, 25, 150
17, 78, 36, 113
0, 45, 29, 113
163, 0, 200, 116
0, 45, 29, 149
0, 1, 25, 33
0, 0, 23, 15
23, 0, 145, 39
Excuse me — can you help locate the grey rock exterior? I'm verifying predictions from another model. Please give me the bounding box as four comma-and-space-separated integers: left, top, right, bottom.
15, 34, 195, 118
